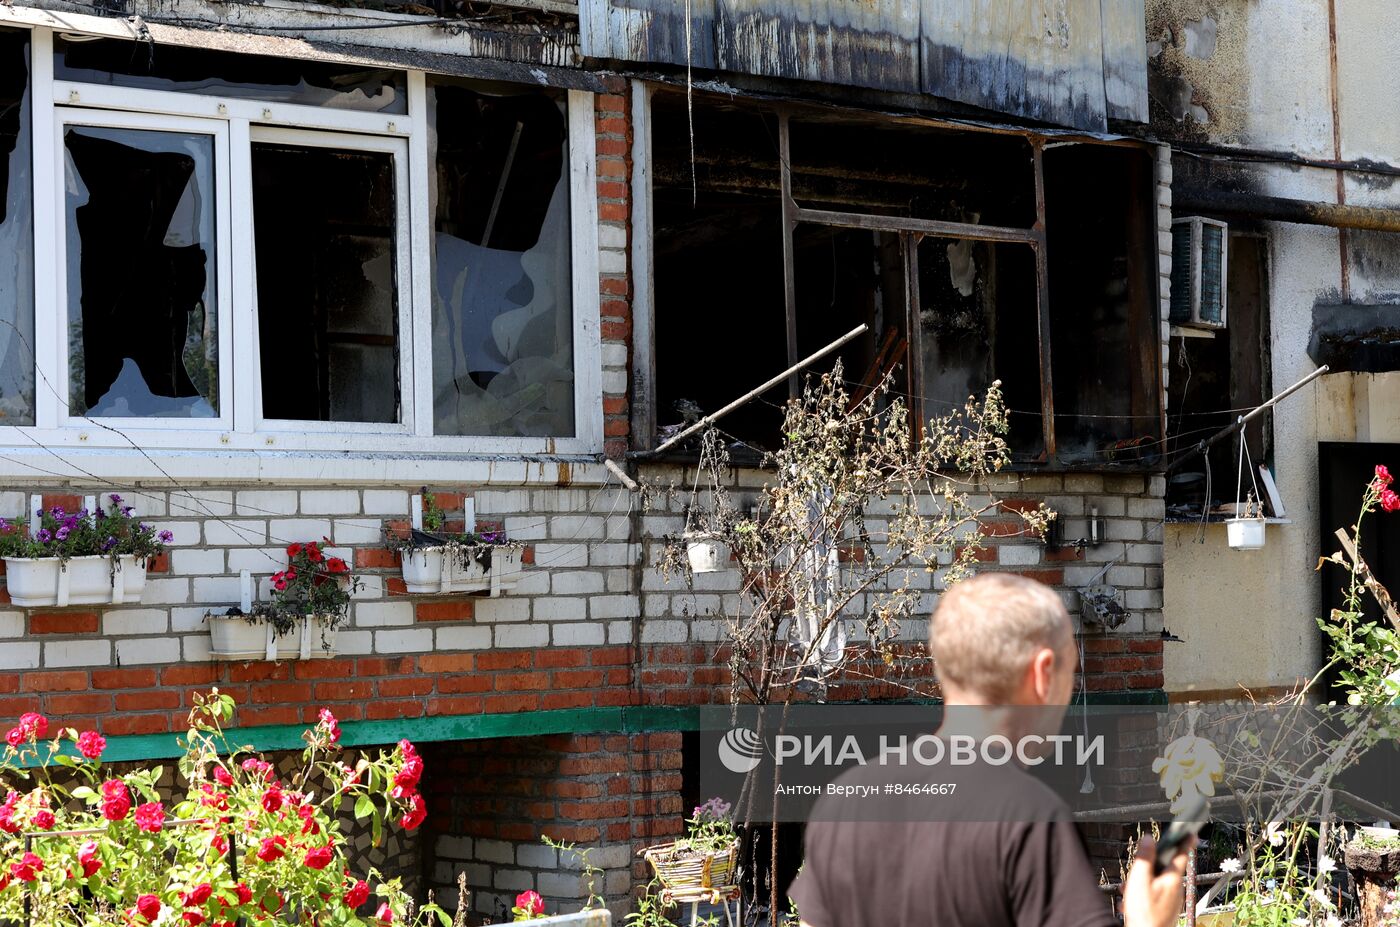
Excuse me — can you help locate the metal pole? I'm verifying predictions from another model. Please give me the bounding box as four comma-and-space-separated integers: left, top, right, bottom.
1167, 365, 1330, 473
648, 323, 870, 455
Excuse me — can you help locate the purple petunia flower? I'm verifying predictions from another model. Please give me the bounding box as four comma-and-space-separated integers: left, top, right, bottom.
35, 528, 52, 543
101, 536, 118, 552
157, 530, 174, 543
481, 532, 500, 544
121, 506, 134, 517
0, 518, 8, 532
55, 526, 70, 541
109, 493, 122, 505
49, 506, 64, 518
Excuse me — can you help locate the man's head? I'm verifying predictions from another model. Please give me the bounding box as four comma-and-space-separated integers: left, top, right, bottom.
929, 573, 1076, 709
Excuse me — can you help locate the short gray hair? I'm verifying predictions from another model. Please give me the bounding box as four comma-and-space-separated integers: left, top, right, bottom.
929, 573, 1074, 702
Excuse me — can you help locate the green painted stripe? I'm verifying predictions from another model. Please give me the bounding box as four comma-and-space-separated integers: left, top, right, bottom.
18, 692, 1166, 766
20, 706, 705, 766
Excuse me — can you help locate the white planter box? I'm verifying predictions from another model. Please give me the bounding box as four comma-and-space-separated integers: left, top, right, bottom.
3, 555, 147, 607
1226, 517, 1266, 550
208, 613, 338, 661
399, 545, 523, 596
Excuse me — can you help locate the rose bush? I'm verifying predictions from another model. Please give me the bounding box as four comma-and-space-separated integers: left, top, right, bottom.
0, 690, 446, 926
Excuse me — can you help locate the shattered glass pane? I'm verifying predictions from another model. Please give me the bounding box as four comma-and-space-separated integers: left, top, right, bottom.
252, 142, 399, 424
0, 29, 33, 425
64, 125, 218, 418
428, 77, 575, 438
55, 38, 406, 114
916, 238, 1044, 458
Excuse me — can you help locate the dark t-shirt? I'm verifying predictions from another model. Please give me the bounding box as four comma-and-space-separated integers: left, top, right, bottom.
787, 758, 1117, 927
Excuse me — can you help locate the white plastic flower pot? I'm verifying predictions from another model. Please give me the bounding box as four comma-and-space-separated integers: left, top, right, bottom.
3, 554, 146, 607
1225, 517, 1266, 550
399, 545, 523, 596
685, 537, 727, 574
207, 613, 338, 661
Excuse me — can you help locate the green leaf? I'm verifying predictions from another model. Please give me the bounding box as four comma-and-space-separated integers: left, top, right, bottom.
370, 810, 383, 847
354, 795, 374, 821
436, 909, 452, 927
52, 753, 77, 768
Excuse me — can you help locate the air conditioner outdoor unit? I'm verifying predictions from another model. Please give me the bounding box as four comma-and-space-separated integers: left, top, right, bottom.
1170, 216, 1228, 330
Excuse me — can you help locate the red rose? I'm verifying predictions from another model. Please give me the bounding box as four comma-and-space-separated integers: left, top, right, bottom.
303, 845, 334, 870
31, 809, 54, 830
100, 780, 131, 821
1383, 488, 1400, 513
78, 841, 101, 878
137, 894, 161, 921
234, 883, 253, 905
256, 836, 287, 862
183, 883, 213, 906
76, 730, 106, 760
374, 902, 394, 925
400, 792, 426, 831
317, 708, 341, 743
213, 766, 233, 787
19, 712, 48, 739
261, 784, 283, 814
182, 913, 205, 926
4, 728, 22, 748
1378, 464, 1393, 486
344, 880, 370, 908
10, 852, 42, 882
134, 801, 165, 833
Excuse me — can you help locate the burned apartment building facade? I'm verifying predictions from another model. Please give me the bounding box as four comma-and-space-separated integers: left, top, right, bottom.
0, 0, 1172, 915
1148, 0, 1400, 703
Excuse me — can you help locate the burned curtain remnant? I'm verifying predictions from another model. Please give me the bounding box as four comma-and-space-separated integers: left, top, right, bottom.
429, 78, 574, 438
64, 126, 218, 418
0, 29, 33, 425
1044, 144, 1161, 463
252, 144, 399, 424
915, 238, 1043, 457
652, 93, 786, 449
55, 38, 406, 113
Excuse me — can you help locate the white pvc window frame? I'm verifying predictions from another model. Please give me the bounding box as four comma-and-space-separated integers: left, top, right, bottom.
3, 23, 603, 469
247, 126, 414, 436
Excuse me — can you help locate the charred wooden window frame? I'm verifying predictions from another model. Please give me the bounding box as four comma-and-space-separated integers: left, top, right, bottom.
0, 22, 604, 469
633, 84, 1165, 469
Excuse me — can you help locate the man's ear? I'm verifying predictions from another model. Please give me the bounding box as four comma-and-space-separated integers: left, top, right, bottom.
1030, 647, 1057, 703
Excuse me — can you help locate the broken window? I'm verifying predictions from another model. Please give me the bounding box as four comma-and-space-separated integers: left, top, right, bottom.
63, 123, 219, 418
915, 238, 1044, 457
427, 77, 575, 438
0, 29, 33, 425
652, 94, 786, 451
788, 116, 1036, 228
252, 138, 401, 424
1045, 144, 1163, 464
649, 90, 1164, 467
55, 37, 406, 113
1166, 234, 1272, 516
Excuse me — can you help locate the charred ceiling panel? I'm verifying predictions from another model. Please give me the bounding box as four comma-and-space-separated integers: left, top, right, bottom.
579, 0, 718, 69
920, 0, 1108, 131
581, 0, 1147, 130
714, 0, 920, 93
1310, 304, 1400, 373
